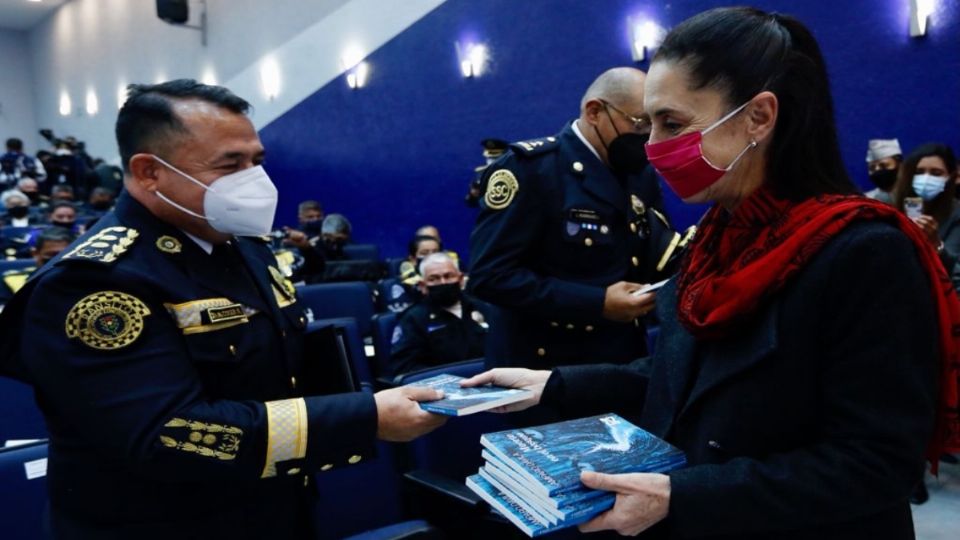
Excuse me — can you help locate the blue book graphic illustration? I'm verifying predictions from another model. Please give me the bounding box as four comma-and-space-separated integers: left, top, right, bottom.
482, 450, 611, 512
406, 374, 532, 416
480, 413, 686, 498
480, 464, 615, 524
467, 474, 595, 537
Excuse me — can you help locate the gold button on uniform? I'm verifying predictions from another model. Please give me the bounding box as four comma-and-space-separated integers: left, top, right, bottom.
537, 348, 546, 357
303, 476, 310, 487
228, 344, 237, 356
572, 162, 584, 173
630, 223, 638, 233
632, 256, 639, 267
287, 468, 301, 476
584, 238, 593, 247
547, 137, 556, 142
585, 325, 594, 332
348, 455, 362, 465
290, 377, 297, 389
550, 321, 559, 327
298, 316, 306, 326
565, 324, 574, 330
320, 464, 334, 471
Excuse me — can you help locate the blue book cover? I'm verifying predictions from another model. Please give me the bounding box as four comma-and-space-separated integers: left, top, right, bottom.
407, 374, 532, 416
482, 450, 611, 511
481, 464, 615, 524
467, 474, 609, 537
480, 413, 686, 497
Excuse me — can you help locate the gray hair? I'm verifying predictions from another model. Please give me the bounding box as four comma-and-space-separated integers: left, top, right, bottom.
321, 213, 352, 236
1, 189, 29, 207
419, 251, 459, 276
580, 67, 646, 112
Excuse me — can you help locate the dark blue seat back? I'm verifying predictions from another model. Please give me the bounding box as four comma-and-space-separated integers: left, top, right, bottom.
0, 227, 35, 240
306, 318, 374, 391
0, 440, 49, 539
0, 377, 47, 442
343, 244, 380, 261
0, 259, 34, 274
370, 312, 398, 379
297, 282, 376, 336
385, 257, 407, 278
376, 278, 414, 313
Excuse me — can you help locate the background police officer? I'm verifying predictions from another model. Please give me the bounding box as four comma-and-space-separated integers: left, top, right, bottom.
469, 67, 691, 370
0, 79, 445, 539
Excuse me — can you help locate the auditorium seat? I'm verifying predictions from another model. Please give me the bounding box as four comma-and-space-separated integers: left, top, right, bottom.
0, 440, 50, 540
342, 243, 380, 261
297, 282, 376, 336
0, 377, 47, 444
385, 257, 407, 278
341, 520, 440, 540
0, 259, 34, 274
370, 312, 398, 380
0, 226, 34, 240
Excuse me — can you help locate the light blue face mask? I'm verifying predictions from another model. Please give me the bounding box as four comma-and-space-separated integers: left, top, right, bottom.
912, 173, 948, 202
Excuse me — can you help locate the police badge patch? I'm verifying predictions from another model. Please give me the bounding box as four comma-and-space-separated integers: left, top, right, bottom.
484, 169, 519, 210
66, 291, 151, 350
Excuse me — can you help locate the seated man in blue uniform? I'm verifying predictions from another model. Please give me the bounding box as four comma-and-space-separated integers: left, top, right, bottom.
390, 252, 488, 376
0, 79, 446, 539
0, 226, 74, 310
469, 67, 693, 370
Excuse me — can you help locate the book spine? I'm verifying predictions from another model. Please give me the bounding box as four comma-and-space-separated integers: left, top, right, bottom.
417, 403, 460, 416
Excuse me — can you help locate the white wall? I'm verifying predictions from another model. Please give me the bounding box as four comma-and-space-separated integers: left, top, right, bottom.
0, 29, 39, 153
27, 0, 445, 162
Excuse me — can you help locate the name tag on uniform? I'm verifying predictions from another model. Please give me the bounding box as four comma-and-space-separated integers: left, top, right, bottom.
207, 304, 247, 324
569, 208, 602, 222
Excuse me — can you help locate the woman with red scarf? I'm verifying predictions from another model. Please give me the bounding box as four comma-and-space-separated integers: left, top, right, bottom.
463, 7, 958, 539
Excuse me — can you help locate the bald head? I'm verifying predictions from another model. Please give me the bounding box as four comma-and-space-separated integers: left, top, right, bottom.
580, 67, 646, 113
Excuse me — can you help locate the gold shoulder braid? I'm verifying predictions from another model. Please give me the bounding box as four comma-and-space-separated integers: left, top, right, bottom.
65, 291, 151, 350
268, 266, 297, 308
484, 169, 519, 210
159, 417, 243, 461
63, 227, 139, 264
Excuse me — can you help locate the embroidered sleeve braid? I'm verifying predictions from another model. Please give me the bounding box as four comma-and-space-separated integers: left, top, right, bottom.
260, 398, 309, 478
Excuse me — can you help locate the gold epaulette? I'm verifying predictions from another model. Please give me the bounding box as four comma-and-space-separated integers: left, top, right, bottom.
61, 227, 139, 265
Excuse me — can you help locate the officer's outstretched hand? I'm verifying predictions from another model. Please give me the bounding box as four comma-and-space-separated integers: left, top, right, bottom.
374, 386, 448, 442
460, 368, 551, 412
603, 281, 657, 322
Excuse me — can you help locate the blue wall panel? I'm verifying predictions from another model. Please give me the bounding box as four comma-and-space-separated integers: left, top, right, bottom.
259, 0, 960, 261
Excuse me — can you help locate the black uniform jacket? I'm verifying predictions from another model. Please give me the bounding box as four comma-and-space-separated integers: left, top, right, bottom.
542, 221, 938, 540
0, 194, 378, 539
469, 122, 689, 370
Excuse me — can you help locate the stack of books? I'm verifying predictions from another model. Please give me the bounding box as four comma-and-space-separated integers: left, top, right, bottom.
406, 374, 534, 416
466, 414, 686, 537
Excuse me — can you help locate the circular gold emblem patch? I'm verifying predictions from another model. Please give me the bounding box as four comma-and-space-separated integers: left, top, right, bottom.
156, 235, 182, 254
484, 169, 519, 210
65, 291, 151, 350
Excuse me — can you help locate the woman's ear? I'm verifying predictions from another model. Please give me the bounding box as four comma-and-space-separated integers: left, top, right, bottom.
746, 91, 778, 144
128, 154, 162, 193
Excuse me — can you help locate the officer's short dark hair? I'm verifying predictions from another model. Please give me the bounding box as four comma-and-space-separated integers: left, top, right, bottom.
90, 187, 114, 198
50, 201, 77, 214
298, 200, 323, 214
6, 138, 23, 152
408, 235, 442, 258
35, 227, 75, 250
115, 79, 251, 173
51, 184, 74, 196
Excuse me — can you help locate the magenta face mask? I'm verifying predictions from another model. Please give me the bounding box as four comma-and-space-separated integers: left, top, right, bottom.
645, 101, 757, 199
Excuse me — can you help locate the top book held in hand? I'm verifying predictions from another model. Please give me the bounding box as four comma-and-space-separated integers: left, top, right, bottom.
405, 374, 533, 416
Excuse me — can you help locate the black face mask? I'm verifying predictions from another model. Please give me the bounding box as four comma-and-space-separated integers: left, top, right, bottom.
8, 206, 29, 219
90, 201, 112, 211
302, 221, 323, 237
51, 220, 74, 230
426, 282, 462, 307
324, 238, 345, 254
24, 192, 40, 204
607, 132, 651, 176
868, 168, 898, 191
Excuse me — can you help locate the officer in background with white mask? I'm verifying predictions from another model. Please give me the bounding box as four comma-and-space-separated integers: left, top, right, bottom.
0, 80, 446, 539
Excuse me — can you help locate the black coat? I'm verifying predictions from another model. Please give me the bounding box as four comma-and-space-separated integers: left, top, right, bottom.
542, 221, 939, 539
469, 122, 685, 370
0, 194, 378, 539
389, 296, 490, 376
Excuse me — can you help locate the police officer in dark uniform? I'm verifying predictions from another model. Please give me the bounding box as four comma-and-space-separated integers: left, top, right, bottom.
0, 80, 445, 539
0, 227, 73, 309
466, 138, 509, 207
390, 252, 489, 376
469, 67, 694, 370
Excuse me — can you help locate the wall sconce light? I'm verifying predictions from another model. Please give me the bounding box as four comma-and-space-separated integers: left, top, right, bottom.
58, 91, 72, 117
260, 57, 281, 100
341, 48, 369, 90
910, 0, 936, 37
85, 89, 99, 116
630, 20, 665, 62
117, 84, 128, 110
201, 68, 218, 86
458, 43, 487, 78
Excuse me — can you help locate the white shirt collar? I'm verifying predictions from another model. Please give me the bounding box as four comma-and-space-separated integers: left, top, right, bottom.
182, 230, 214, 254
571, 119, 603, 162
11, 217, 29, 228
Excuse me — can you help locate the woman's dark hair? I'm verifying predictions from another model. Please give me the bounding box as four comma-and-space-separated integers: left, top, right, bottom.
407, 235, 441, 258
892, 143, 958, 225
653, 7, 857, 200
115, 79, 251, 173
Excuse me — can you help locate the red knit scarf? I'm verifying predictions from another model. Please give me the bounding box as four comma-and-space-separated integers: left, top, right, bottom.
677, 187, 960, 469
